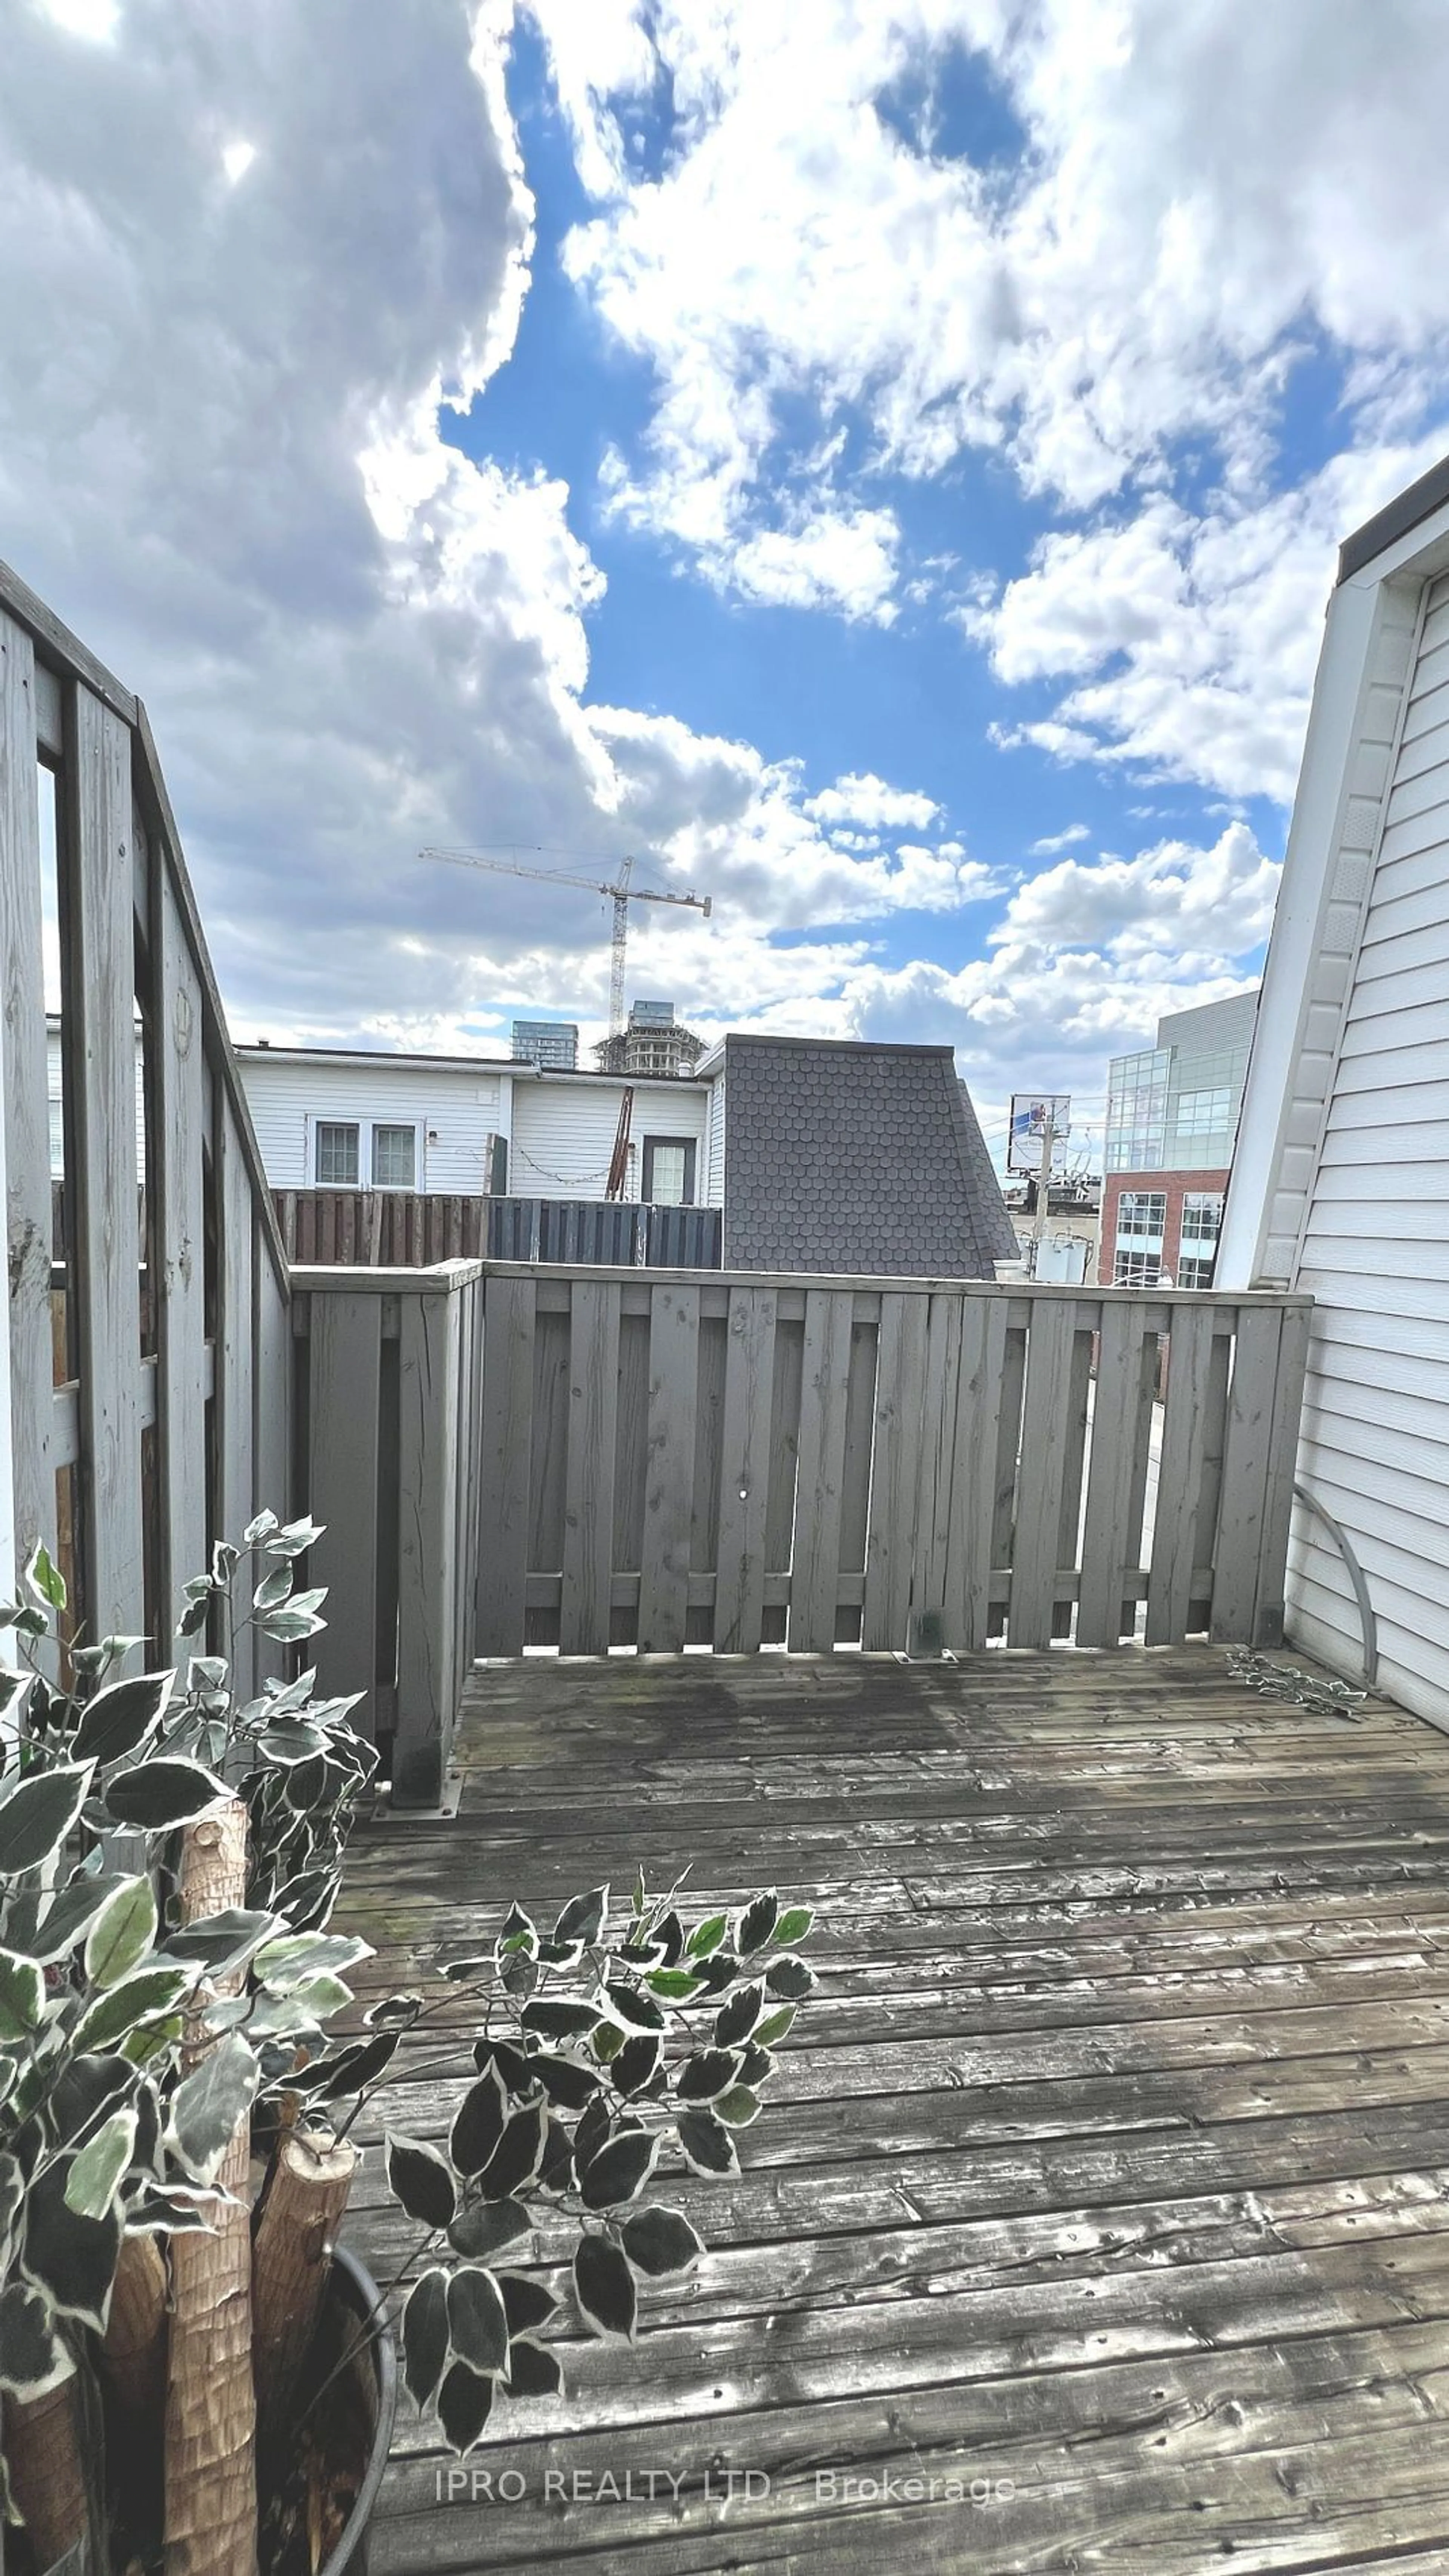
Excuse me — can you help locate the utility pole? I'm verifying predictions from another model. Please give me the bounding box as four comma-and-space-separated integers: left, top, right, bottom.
1030, 1108, 1055, 1278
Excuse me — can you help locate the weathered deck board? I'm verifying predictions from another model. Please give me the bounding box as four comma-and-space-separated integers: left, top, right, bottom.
338, 1647, 1449, 2574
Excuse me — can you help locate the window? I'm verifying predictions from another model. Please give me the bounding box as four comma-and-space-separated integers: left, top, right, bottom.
1117, 1190, 1167, 1240
1114, 1249, 1161, 1287
641, 1135, 696, 1204
372, 1123, 417, 1189
1178, 1254, 1215, 1289
315, 1121, 360, 1186
1180, 1191, 1223, 1244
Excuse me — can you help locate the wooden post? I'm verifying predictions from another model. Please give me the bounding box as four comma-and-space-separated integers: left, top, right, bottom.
4, 2374, 89, 2570
164, 1801, 257, 2576
251, 2128, 357, 2457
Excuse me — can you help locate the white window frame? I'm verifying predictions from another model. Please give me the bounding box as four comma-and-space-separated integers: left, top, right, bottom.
315, 1120, 360, 1187
371, 1122, 418, 1190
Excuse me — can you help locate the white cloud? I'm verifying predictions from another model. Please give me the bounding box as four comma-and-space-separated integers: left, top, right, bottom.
1028, 822, 1090, 855
971, 436, 1449, 799
804, 772, 940, 831
995, 820, 1279, 959
532, 0, 1449, 624
0, 0, 971, 1051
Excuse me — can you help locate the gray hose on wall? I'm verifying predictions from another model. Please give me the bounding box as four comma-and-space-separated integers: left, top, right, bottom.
1291, 1480, 1379, 1687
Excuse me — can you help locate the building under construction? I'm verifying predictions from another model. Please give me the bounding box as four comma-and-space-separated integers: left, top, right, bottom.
593, 998, 705, 1078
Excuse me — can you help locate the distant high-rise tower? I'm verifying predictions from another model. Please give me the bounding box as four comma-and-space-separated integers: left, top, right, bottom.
511, 1019, 578, 1071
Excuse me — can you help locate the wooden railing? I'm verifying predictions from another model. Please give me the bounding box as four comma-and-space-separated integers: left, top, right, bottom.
1, 563, 289, 1683
275, 1188, 488, 1267
275, 1190, 723, 1272
473, 1265, 1312, 1660
291, 1262, 484, 1803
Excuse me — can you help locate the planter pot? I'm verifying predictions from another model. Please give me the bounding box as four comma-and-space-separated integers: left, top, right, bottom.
309, 2243, 398, 2576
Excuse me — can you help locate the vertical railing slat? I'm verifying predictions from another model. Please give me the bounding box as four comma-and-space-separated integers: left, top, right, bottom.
152, 864, 208, 1624
714, 1286, 778, 1653
71, 684, 143, 1637
1145, 1300, 1219, 1646
395, 1284, 461, 1802
0, 614, 52, 1566
1077, 1297, 1151, 1648
474, 1273, 536, 1656
943, 1292, 1008, 1652
560, 1279, 620, 1655
861, 1290, 927, 1651
307, 1291, 382, 1724
1254, 1302, 1314, 1648
216, 1106, 256, 1695
909, 1293, 962, 1654
787, 1288, 855, 1652
1008, 1297, 1079, 1649
638, 1283, 699, 1653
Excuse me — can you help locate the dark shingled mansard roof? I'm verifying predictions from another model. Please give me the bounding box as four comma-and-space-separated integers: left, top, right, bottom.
720, 1035, 1016, 1278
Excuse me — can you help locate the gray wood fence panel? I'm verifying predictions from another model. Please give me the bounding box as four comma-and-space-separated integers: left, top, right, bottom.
612, 1307, 651, 1641
395, 1287, 460, 1801
714, 1287, 778, 1653
1054, 1322, 1097, 1639
560, 1279, 620, 1655
989, 1324, 1029, 1637
943, 1292, 1008, 1651
638, 1284, 700, 1653
0, 613, 53, 1565
1189, 1324, 1233, 1633
1255, 1301, 1314, 1647
763, 1319, 803, 1593
252, 1241, 291, 1683
528, 1305, 570, 1629
690, 1313, 728, 1604
475, 1273, 537, 1656
71, 684, 143, 1637
909, 1295, 962, 1654
1077, 1299, 1152, 1648
1209, 1305, 1283, 1643
153, 862, 208, 1626
862, 1290, 927, 1651
1008, 1298, 1081, 1649
217, 1108, 257, 1696
307, 1291, 382, 1723
454, 1275, 483, 1688
788, 1289, 855, 1654
836, 1321, 878, 1614
1145, 1301, 1219, 1647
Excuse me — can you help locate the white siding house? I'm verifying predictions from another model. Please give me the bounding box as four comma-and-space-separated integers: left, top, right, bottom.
235, 1044, 717, 1207
237, 1048, 506, 1194
508, 1070, 710, 1204
1218, 456, 1449, 1727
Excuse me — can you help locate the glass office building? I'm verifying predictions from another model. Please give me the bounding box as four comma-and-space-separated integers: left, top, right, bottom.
1101, 991, 1257, 1287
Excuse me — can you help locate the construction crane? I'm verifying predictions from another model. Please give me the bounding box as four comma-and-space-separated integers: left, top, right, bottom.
420, 844, 712, 1037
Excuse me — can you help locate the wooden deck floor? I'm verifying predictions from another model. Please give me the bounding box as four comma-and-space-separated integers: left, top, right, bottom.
338, 1648, 1449, 2574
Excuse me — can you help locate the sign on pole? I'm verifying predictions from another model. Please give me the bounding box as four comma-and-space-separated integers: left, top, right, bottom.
1008, 1093, 1071, 1175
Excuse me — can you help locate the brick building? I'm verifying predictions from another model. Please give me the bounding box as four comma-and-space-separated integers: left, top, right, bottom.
1098, 990, 1257, 1288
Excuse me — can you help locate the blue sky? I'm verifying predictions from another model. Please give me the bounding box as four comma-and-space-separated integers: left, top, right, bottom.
6, 0, 1449, 1167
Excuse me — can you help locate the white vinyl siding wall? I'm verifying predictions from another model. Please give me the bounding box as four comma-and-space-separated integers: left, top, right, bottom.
705, 1070, 726, 1208
1291, 568, 1449, 1721
239, 1058, 503, 1194
508, 1079, 709, 1203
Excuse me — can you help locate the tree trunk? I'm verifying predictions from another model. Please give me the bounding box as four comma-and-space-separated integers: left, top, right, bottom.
101, 2229, 168, 2430
251, 2126, 357, 2456
163, 1800, 257, 2576
99, 2229, 169, 2537
5, 2371, 88, 2569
